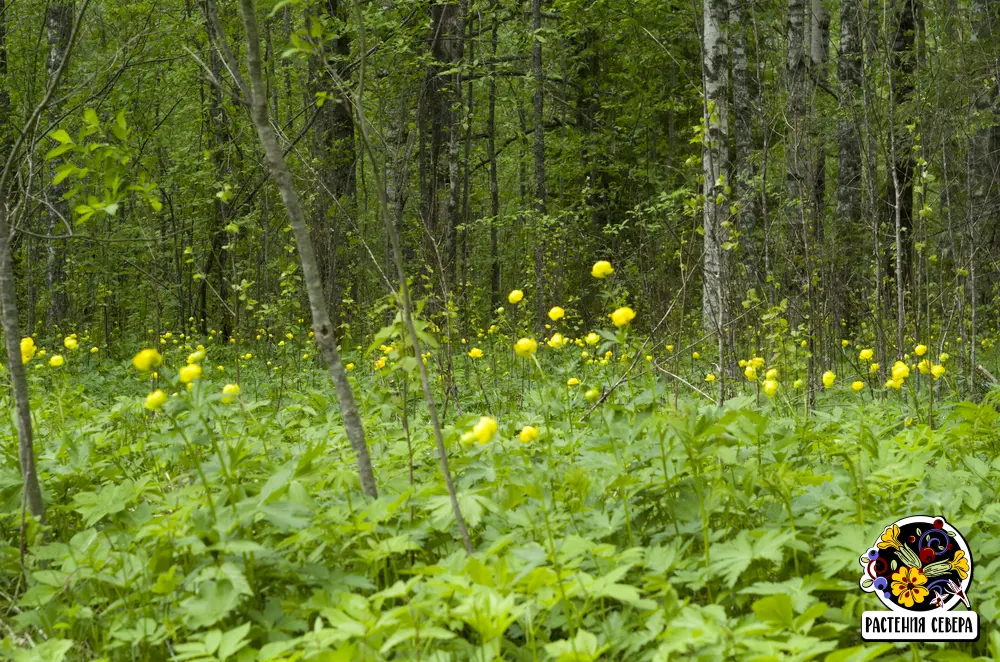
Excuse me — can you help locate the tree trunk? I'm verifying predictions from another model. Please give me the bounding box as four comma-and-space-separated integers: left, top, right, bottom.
0, 5, 44, 520
531, 0, 547, 332
0, 0, 90, 523
809, 0, 829, 237
786, 0, 809, 313
424, 0, 464, 286
729, 0, 754, 274
45, 1, 74, 328
889, 0, 918, 347
232, 0, 378, 499
836, 0, 862, 233
309, 0, 357, 330
702, 0, 728, 338
487, 1, 501, 312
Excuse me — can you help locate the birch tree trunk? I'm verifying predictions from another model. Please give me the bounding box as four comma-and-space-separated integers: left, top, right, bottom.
729, 0, 754, 275
702, 0, 728, 339
231, 0, 378, 499
702, 0, 730, 402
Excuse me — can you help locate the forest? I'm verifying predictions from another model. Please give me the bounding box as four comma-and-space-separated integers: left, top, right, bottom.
1, 0, 1000, 657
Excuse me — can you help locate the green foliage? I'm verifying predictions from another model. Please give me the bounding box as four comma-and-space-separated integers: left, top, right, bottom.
2, 333, 1000, 660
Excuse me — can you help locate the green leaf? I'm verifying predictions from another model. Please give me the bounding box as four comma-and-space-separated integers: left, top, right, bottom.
10, 638, 74, 662
752, 594, 794, 628
49, 129, 73, 144
824, 644, 894, 662
217, 622, 252, 661
179, 580, 241, 629
52, 164, 77, 185
45, 143, 75, 160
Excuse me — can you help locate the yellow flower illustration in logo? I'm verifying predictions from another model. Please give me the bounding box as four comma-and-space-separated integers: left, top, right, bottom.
891, 566, 929, 608
878, 524, 902, 550
950, 550, 970, 580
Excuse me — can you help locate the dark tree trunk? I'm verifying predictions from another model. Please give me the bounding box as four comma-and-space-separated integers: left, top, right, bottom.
531, 0, 547, 332
45, 1, 74, 328
890, 0, 918, 292
423, 0, 464, 288
309, 0, 357, 331
487, 1, 501, 312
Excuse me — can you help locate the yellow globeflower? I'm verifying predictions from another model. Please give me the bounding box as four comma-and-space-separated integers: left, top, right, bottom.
800, 340, 808, 348
939, 352, 950, 362
585, 387, 600, 402
345, 363, 355, 371
891, 361, 910, 381
870, 362, 880, 374
859, 348, 874, 361
762, 379, 778, 397
692, 351, 701, 360
609, 306, 636, 328
508, 289, 524, 304
666, 344, 674, 352
133, 348, 163, 372
585, 332, 600, 346
567, 377, 580, 387
548, 306, 565, 321
519, 425, 539, 443
744, 366, 757, 382
221, 383, 241, 404
144, 389, 168, 411
514, 338, 538, 357
64, 336, 78, 350
187, 349, 206, 364
822, 370, 836, 388
917, 359, 931, 375
852, 381, 865, 391
49, 354, 64, 368
462, 416, 497, 446
468, 347, 484, 359
793, 379, 804, 389
179, 364, 202, 384
914, 344, 928, 356
243, 353, 253, 360
841, 339, 850, 348
705, 373, 716, 382
931, 364, 946, 380
20, 337, 36, 364
765, 368, 778, 380
885, 378, 903, 390
374, 356, 387, 370
591, 260, 614, 279
90, 347, 99, 354
547, 333, 566, 349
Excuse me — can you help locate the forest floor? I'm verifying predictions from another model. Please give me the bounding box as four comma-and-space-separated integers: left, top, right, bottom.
1, 328, 999, 661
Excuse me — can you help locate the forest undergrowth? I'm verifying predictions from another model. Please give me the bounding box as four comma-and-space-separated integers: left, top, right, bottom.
2, 312, 1000, 661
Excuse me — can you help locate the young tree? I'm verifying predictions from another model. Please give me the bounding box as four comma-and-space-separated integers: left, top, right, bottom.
0, 0, 91, 521
207, 0, 378, 499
